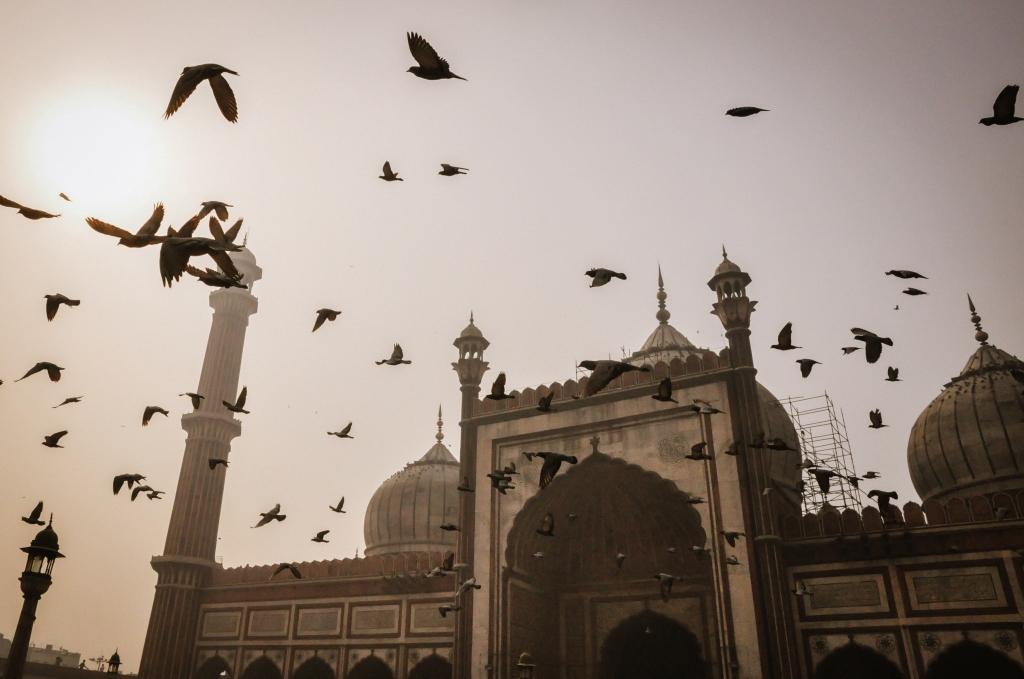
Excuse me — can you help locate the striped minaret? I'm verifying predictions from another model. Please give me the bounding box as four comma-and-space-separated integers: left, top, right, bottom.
138, 248, 262, 679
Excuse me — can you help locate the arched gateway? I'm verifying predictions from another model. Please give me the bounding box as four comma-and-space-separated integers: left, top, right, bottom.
598, 610, 709, 679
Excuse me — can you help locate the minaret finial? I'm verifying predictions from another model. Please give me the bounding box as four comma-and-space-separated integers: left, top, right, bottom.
470, 311, 474, 324
722, 245, 727, 259
656, 265, 670, 325
968, 294, 988, 345
436, 404, 444, 442
242, 231, 248, 247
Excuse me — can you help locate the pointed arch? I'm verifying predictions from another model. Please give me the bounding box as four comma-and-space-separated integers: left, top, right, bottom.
408, 654, 452, 679
196, 656, 232, 679
239, 657, 282, 679
294, 656, 335, 679
813, 643, 903, 679
925, 640, 1024, 679
346, 655, 393, 679
598, 609, 709, 679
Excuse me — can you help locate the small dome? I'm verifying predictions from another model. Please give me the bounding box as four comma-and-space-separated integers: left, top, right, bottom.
459, 312, 484, 339
715, 256, 741, 277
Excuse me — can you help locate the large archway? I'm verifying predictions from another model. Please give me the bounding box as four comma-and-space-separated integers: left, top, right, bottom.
346, 655, 393, 679
240, 657, 282, 679
408, 654, 452, 679
196, 656, 232, 679
294, 656, 335, 679
598, 610, 709, 679
925, 640, 1024, 679
813, 643, 903, 679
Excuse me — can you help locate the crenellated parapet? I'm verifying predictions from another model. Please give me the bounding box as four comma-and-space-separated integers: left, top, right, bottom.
208, 551, 452, 586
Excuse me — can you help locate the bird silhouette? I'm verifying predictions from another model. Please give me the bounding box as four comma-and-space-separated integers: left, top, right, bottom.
457, 476, 473, 492
685, 442, 712, 461
147, 491, 164, 500
536, 513, 555, 537
22, 502, 46, 526
726, 107, 768, 117
863, 471, 881, 479
655, 573, 680, 602
765, 438, 796, 452
721, 531, 745, 547
980, 85, 1022, 126
42, 431, 68, 448
867, 490, 899, 517
585, 268, 627, 288
486, 372, 515, 400
406, 32, 466, 80
379, 161, 403, 181
113, 474, 146, 494
165, 64, 239, 122
53, 396, 82, 408
792, 580, 813, 597
868, 409, 888, 429
376, 344, 411, 365
439, 164, 468, 176
208, 217, 244, 245
885, 270, 927, 279
456, 578, 481, 598
186, 265, 246, 289
726, 555, 741, 565
652, 377, 678, 403
142, 406, 169, 426
537, 453, 578, 489
223, 386, 249, 414
686, 497, 706, 505
903, 288, 928, 296
44, 294, 79, 321
86, 204, 165, 247
313, 309, 341, 332
537, 392, 555, 413
851, 328, 893, 364
59, 193, 71, 202
771, 322, 800, 350
841, 347, 860, 355
208, 459, 228, 470
180, 392, 205, 410
160, 233, 242, 287
724, 441, 742, 456
812, 470, 837, 494
311, 530, 330, 543
328, 422, 354, 439
270, 564, 302, 580
615, 553, 627, 570
131, 485, 155, 501
197, 202, 232, 221
0, 195, 60, 220
254, 504, 286, 528
694, 399, 726, 415
329, 497, 346, 513
578, 360, 650, 397
438, 604, 460, 618
886, 367, 901, 382
16, 362, 64, 382
796, 359, 820, 378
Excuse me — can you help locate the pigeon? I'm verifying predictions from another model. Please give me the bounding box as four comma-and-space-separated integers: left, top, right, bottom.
440, 523, 461, 532
577, 360, 651, 397
585, 268, 627, 288
796, 359, 820, 378
439, 164, 467, 176
456, 578, 481, 598
165, 64, 239, 122
533, 552, 545, 559
486, 372, 515, 400
406, 32, 466, 81
208, 217, 244, 245
147, 490, 164, 500
131, 485, 155, 501
438, 604, 460, 618
812, 470, 837, 494
885, 270, 927, 279
996, 507, 1012, 521
44, 294, 80, 321
652, 378, 678, 403
792, 580, 813, 596
142, 406, 169, 426
724, 441, 742, 456
615, 553, 627, 569
536, 513, 555, 537
42, 431, 68, 448
725, 555, 741, 565
867, 490, 899, 516
159, 234, 243, 287
851, 328, 893, 364
726, 107, 768, 117
689, 546, 709, 555
979, 85, 1022, 126
376, 344, 411, 365
0, 195, 60, 220
841, 347, 860, 355
180, 392, 205, 410
765, 438, 796, 452
167, 213, 199, 238
113, 474, 146, 494
86, 204, 165, 247
328, 423, 353, 438
22, 502, 46, 526
53, 396, 82, 408
846, 476, 861, 488
537, 392, 555, 413
749, 432, 766, 448
771, 322, 800, 350
537, 452, 579, 489
886, 367, 901, 382
863, 471, 881, 479
379, 161, 403, 181
197, 202, 232, 221
253, 504, 285, 528
186, 265, 246, 289
694, 400, 726, 415
721, 531, 745, 547
457, 476, 473, 492
313, 309, 341, 332
502, 462, 519, 476
440, 552, 456, 572
311, 530, 330, 543
208, 459, 229, 470
567, 514, 578, 520
903, 288, 928, 296
270, 564, 302, 580
59, 193, 71, 201
685, 442, 712, 461
868, 409, 888, 429
686, 496, 706, 505
16, 362, 64, 383
329, 497, 346, 513
223, 386, 249, 414
654, 573, 680, 602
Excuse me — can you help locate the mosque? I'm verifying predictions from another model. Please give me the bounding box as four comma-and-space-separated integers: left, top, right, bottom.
135, 247, 1024, 679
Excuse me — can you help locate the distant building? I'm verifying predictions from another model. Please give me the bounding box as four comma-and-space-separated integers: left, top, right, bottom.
26, 644, 81, 668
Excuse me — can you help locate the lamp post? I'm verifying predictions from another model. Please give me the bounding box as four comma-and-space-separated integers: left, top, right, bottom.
2, 518, 64, 679
516, 653, 536, 679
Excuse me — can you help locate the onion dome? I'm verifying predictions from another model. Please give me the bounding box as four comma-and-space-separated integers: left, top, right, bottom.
714, 246, 742, 276
23, 516, 64, 560
625, 267, 703, 366
908, 298, 1024, 503
363, 406, 460, 556
459, 312, 485, 339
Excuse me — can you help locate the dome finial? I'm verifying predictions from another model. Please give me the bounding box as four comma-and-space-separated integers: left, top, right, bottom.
436, 404, 444, 442
722, 244, 727, 259
655, 265, 670, 324
470, 311, 474, 324
968, 294, 989, 345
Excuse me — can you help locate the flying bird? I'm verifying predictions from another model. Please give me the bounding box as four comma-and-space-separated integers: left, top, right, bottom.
456, 578, 481, 598
254, 504, 285, 528
796, 359, 820, 378
159, 234, 242, 287
311, 530, 330, 543
846, 475, 861, 488
0, 195, 60, 220
725, 555, 741, 565
694, 399, 726, 415
439, 164, 467, 176
841, 347, 860, 355
270, 563, 302, 580
53, 396, 82, 408
724, 441, 742, 456
59, 193, 71, 202
197, 202, 232, 221
979, 85, 1022, 126
655, 573, 680, 602
22, 502, 46, 526
851, 328, 893, 364
615, 553, 627, 570
652, 378, 678, 403
886, 367, 901, 382
536, 513, 555, 537
376, 344, 411, 365
113, 474, 146, 494
208, 459, 228, 470
689, 546, 709, 555
885, 270, 927, 279
180, 392, 205, 410
86, 204, 165, 247
329, 497, 346, 513
721, 531, 745, 547
903, 288, 927, 296
533, 552, 545, 559
165, 64, 239, 122
223, 386, 249, 414
486, 372, 515, 400
379, 161, 403, 181
313, 309, 341, 332
457, 476, 473, 492
537, 452, 578, 489
16, 362, 64, 383
996, 507, 1011, 521
44, 294, 80, 321
868, 409, 888, 429
686, 497, 706, 505
328, 423, 354, 439
406, 32, 466, 81
42, 431, 68, 448
147, 490, 164, 500
438, 604, 460, 618
131, 485, 155, 501
208, 217, 244, 245
765, 438, 796, 451
440, 523, 461, 532
812, 470, 837, 494
585, 268, 627, 288
142, 406, 169, 426
867, 490, 899, 516
749, 432, 766, 448
863, 471, 881, 479
186, 265, 246, 289
792, 580, 813, 596
578, 360, 651, 397
726, 107, 768, 117
685, 442, 712, 461
771, 323, 800, 350
537, 392, 555, 413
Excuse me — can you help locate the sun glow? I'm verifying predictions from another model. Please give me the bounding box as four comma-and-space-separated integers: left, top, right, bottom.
30, 96, 164, 209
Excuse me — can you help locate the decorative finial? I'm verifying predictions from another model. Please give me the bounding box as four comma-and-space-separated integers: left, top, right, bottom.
470, 311, 474, 324
242, 231, 248, 247
968, 294, 988, 345
722, 245, 729, 259
436, 404, 444, 442
655, 265, 670, 324
48, 513, 53, 527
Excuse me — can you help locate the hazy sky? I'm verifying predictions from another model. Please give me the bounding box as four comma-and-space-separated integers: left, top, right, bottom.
1, 0, 1022, 671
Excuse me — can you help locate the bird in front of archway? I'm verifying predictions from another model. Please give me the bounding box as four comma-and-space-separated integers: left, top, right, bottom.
771, 322, 800, 351
654, 573, 680, 602
868, 409, 888, 429
721, 531, 745, 548
652, 378, 677, 404
536, 513, 555, 537
536, 452, 578, 489
537, 392, 555, 413
578, 360, 651, 397
485, 372, 515, 400
270, 563, 302, 580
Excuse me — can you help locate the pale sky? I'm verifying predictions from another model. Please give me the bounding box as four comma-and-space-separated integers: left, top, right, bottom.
1, 0, 1022, 672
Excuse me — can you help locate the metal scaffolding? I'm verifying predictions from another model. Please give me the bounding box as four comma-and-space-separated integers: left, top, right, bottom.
781, 393, 862, 514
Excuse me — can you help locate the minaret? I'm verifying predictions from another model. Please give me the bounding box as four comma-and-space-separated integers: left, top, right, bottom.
138, 248, 262, 679
708, 248, 798, 679
450, 314, 488, 679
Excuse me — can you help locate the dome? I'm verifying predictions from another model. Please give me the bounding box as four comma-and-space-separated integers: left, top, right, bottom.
625, 268, 704, 366
908, 338, 1024, 503
459, 312, 484, 339
363, 408, 461, 556
715, 254, 741, 277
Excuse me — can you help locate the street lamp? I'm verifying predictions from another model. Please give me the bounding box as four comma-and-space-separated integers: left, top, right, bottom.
2, 518, 64, 679
516, 652, 536, 679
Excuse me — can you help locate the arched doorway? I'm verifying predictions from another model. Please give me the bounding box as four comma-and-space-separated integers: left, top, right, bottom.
814, 643, 903, 679
597, 610, 708, 679
347, 655, 393, 679
240, 657, 282, 679
294, 656, 335, 679
196, 656, 232, 679
408, 654, 452, 679
925, 640, 1024, 679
